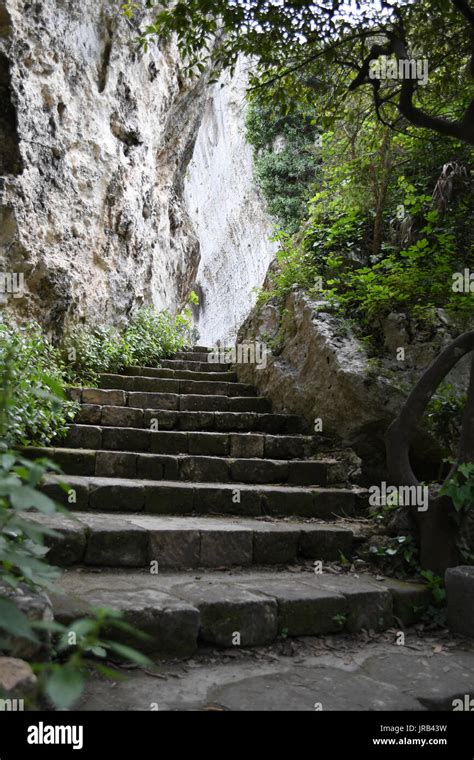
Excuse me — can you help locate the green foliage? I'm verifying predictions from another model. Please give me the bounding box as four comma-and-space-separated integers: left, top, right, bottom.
61, 324, 123, 385
188, 290, 200, 306
419, 569, 446, 604
441, 463, 474, 513
0, 306, 192, 446
246, 102, 320, 231
125, 1, 474, 344
62, 306, 193, 385
33, 608, 151, 709
126, 0, 474, 147
256, 231, 320, 308
368, 534, 420, 576
257, 112, 474, 344
332, 613, 347, 629
0, 319, 78, 448
425, 383, 466, 458
119, 307, 192, 367
0, 375, 150, 709
0, 450, 62, 597
0, 448, 151, 709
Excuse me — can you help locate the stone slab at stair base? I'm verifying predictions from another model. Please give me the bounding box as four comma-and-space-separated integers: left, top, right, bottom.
51, 569, 429, 656
77, 645, 474, 711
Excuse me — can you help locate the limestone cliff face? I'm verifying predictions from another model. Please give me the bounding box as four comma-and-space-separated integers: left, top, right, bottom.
184, 62, 277, 346
0, 0, 210, 333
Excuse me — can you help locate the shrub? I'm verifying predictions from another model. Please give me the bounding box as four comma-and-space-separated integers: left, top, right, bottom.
119, 307, 192, 367
62, 306, 193, 385
254, 113, 474, 346
0, 318, 78, 448
61, 324, 123, 385
246, 101, 321, 232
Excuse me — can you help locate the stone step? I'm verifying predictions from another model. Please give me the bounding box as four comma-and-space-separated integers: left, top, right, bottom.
174, 351, 215, 363
24, 447, 339, 485
41, 474, 362, 518
60, 426, 316, 459
28, 512, 355, 569
51, 568, 429, 655
99, 374, 256, 397
160, 360, 231, 373
68, 388, 272, 413
121, 366, 238, 383
75, 406, 302, 434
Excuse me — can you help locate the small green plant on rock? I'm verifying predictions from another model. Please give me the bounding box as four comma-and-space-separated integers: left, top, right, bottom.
33, 609, 151, 710
440, 463, 474, 513
418, 569, 446, 604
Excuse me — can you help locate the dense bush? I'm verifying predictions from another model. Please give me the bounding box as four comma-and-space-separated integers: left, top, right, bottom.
254, 108, 474, 346
0, 305, 195, 447
62, 306, 194, 385
246, 102, 321, 232
0, 319, 77, 447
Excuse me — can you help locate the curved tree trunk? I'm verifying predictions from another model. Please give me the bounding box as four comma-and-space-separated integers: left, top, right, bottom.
386, 332, 474, 574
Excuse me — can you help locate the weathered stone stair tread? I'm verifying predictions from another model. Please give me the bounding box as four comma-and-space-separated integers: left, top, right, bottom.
174, 351, 216, 362
160, 359, 231, 372
24, 446, 340, 485
75, 406, 302, 433
99, 374, 256, 397
52, 568, 430, 654
122, 366, 238, 382
61, 425, 316, 459
28, 511, 355, 568
69, 388, 271, 413
42, 473, 362, 518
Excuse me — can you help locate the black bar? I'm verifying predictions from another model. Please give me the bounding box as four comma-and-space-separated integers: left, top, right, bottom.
0, 711, 473, 757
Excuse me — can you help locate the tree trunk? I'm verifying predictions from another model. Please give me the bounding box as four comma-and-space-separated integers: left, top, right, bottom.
386, 333, 474, 574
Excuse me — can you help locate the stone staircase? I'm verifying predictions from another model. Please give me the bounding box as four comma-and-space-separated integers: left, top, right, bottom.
25, 347, 429, 657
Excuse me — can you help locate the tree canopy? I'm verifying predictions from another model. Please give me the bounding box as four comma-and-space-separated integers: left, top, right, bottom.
122, 0, 474, 145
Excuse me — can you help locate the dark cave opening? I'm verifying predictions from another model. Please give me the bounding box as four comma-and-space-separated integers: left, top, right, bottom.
0, 53, 22, 176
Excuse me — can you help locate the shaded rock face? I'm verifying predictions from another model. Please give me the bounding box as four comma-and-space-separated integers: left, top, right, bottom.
0, 0, 210, 334
184, 61, 277, 346
237, 290, 471, 483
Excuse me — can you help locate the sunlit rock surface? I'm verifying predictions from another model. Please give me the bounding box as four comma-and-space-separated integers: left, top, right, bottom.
184, 61, 277, 346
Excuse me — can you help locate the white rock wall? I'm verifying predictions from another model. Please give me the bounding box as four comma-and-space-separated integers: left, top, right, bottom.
184, 62, 277, 346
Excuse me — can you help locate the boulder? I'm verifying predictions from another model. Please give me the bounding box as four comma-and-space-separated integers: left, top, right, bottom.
0, 657, 37, 705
